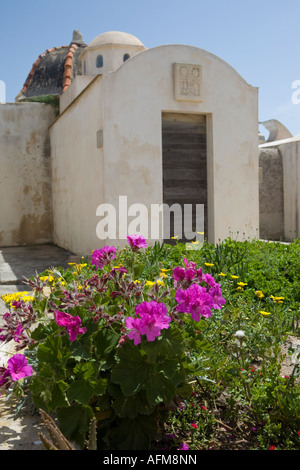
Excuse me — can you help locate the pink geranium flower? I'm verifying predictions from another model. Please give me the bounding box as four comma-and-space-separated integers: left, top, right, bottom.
125, 301, 171, 344
175, 283, 214, 321
125, 316, 143, 345
172, 266, 186, 282
127, 234, 147, 250
7, 354, 33, 381
209, 284, 226, 310
172, 259, 204, 285
54, 310, 87, 342
92, 246, 116, 270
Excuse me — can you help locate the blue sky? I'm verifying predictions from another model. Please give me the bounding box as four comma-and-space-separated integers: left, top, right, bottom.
0, 0, 299, 136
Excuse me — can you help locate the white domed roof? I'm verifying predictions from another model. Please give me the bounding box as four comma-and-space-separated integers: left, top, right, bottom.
88, 31, 145, 48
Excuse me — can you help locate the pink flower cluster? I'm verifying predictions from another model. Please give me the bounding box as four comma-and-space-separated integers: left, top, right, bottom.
173, 259, 225, 321
173, 259, 204, 284
127, 234, 147, 251
91, 246, 117, 270
125, 301, 171, 345
0, 354, 33, 389
54, 310, 87, 342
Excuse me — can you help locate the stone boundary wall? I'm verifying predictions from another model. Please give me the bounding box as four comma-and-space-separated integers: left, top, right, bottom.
281, 140, 300, 241
259, 148, 284, 240
0, 102, 56, 247
259, 140, 300, 241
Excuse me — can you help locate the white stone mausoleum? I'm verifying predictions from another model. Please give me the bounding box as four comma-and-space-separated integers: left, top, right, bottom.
0, 30, 298, 255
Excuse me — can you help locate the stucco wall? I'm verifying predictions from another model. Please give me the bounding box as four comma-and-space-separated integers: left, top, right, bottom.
50, 76, 104, 255
0, 102, 56, 247
101, 45, 259, 245
51, 44, 259, 255
281, 140, 300, 240
259, 148, 284, 240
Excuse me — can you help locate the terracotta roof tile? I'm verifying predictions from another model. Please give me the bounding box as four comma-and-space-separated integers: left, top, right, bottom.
62, 43, 80, 94
19, 40, 86, 98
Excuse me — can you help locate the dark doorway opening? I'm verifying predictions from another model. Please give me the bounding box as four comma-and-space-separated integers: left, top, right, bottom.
162, 112, 207, 244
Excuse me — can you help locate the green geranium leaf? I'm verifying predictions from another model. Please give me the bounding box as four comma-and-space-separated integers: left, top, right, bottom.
73, 361, 96, 379
111, 387, 153, 418
67, 377, 107, 405
93, 327, 120, 370
111, 344, 150, 396
141, 326, 184, 362
57, 404, 94, 448
30, 321, 58, 342
111, 342, 184, 407
146, 371, 176, 406
110, 412, 161, 450
30, 363, 68, 411
37, 334, 71, 366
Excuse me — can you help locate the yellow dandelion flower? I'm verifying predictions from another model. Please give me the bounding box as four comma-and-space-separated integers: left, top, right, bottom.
219, 272, 227, 276
236, 286, 244, 291
260, 310, 271, 316
157, 280, 165, 286
255, 291, 264, 298
204, 263, 214, 267
145, 281, 155, 287
270, 295, 284, 303
159, 272, 168, 278
40, 275, 54, 283
237, 282, 247, 287
231, 275, 239, 279
1, 291, 34, 306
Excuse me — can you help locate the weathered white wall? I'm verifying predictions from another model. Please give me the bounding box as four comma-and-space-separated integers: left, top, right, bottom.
0, 102, 56, 247
281, 140, 300, 240
60, 75, 95, 113
259, 148, 284, 240
51, 44, 259, 254
101, 45, 259, 245
50, 76, 104, 255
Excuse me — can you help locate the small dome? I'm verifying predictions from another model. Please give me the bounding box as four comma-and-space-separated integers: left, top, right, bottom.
88, 31, 145, 49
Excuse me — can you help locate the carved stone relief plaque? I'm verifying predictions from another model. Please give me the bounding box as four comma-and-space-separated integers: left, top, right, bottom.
174, 63, 202, 101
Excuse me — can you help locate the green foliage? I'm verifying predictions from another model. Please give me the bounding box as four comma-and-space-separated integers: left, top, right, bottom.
1, 237, 300, 450
24, 94, 60, 115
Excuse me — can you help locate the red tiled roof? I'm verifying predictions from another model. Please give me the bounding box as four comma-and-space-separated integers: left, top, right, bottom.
21, 46, 69, 95
20, 42, 86, 96
62, 43, 78, 93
